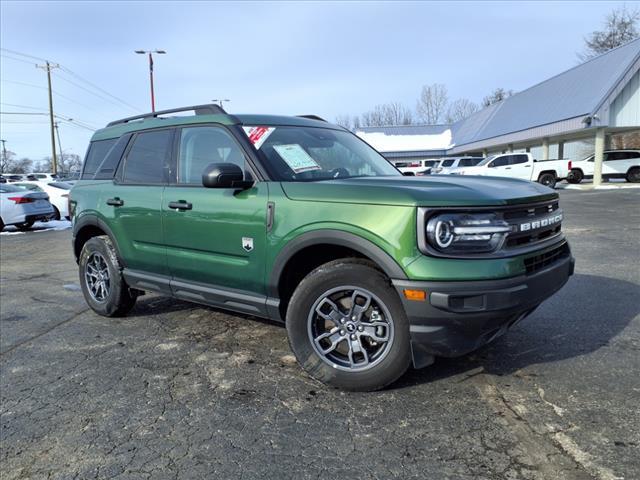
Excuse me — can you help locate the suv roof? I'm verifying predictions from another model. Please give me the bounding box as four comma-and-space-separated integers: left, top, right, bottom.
92, 104, 343, 142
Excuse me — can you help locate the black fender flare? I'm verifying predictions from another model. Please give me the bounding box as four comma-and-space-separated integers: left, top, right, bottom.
73, 213, 124, 265
267, 229, 408, 298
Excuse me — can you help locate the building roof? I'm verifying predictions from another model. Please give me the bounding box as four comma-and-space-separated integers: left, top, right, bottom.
356, 39, 640, 155
452, 38, 640, 148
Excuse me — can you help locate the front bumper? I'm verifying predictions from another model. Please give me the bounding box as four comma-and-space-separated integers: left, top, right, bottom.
393, 247, 574, 367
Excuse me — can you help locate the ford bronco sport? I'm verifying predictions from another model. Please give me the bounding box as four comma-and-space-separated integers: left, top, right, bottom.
71, 104, 574, 391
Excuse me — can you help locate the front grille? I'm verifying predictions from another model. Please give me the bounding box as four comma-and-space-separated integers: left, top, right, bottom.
524, 243, 570, 274
503, 200, 562, 249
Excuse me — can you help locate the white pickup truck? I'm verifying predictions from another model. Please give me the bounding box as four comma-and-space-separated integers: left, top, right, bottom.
453, 153, 571, 188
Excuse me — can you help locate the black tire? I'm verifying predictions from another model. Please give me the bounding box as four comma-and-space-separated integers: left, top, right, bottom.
286, 259, 411, 391
626, 167, 640, 183
15, 220, 35, 231
79, 235, 137, 317
538, 172, 556, 189
52, 206, 61, 220
567, 169, 583, 184
0, 217, 4, 232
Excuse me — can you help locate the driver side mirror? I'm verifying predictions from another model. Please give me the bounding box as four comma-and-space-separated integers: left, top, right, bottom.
202, 163, 254, 190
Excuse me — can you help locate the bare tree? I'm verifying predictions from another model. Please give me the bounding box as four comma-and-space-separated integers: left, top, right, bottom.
416, 83, 448, 124
0, 149, 15, 173
446, 98, 479, 123
482, 88, 514, 107
334, 114, 354, 130
580, 6, 639, 60
360, 103, 413, 126
58, 153, 83, 174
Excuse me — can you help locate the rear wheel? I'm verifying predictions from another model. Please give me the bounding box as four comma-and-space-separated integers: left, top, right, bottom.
567, 169, 583, 184
626, 167, 640, 183
538, 172, 556, 188
286, 259, 410, 391
15, 220, 35, 231
0, 217, 4, 231
79, 235, 137, 317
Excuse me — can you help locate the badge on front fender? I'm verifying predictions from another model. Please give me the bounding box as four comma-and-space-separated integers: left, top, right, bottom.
242, 237, 254, 252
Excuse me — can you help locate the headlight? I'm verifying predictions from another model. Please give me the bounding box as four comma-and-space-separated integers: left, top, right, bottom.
426, 213, 511, 253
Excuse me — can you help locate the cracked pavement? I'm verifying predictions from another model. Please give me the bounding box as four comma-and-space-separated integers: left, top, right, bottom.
1, 189, 639, 479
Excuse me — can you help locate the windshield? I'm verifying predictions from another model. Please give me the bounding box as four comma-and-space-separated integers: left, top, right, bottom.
13, 183, 43, 191
49, 181, 72, 190
253, 126, 400, 181
476, 155, 498, 167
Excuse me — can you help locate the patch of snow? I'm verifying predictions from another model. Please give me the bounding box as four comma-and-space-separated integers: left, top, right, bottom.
356, 129, 453, 152
1, 219, 72, 235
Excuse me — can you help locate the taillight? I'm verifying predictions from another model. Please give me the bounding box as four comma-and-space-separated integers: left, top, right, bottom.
568, 161, 572, 170
7, 196, 34, 204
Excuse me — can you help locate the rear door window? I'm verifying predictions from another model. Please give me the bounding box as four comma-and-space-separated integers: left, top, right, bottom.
441, 159, 455, 167
122, 130, 174, 184
510, 154, 529, 165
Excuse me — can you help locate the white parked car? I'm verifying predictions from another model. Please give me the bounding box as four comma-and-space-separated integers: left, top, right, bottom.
393, 159, 442, 175
26, 172, 60, 182
454, 153, 571, 188
568, 150, 640, 184
432, 157, 484, 175
13, 181, 72, 220
0, 183, 55, 231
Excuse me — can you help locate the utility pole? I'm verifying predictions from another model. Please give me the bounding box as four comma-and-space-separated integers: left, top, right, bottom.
36, 61, 60, 174
54, 122, 64, 173
1, 139, 7, 173
135, 50, 166, 112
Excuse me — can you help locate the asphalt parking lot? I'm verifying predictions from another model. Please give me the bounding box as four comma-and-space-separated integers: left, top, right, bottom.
1, 189, 639, 480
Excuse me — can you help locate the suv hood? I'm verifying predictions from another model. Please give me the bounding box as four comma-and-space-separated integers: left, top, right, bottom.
280, 175, 557, 207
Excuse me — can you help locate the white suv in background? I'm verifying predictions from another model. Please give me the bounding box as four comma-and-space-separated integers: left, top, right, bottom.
393, 159, 442, 175
568, 150, 640, 183
432, 156, 484, 175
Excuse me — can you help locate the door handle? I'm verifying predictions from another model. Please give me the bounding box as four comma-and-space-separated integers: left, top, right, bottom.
524, 165, 531, 167
106, 197, 124, 207
169, 200, 192, 211
505, 167, 511, 170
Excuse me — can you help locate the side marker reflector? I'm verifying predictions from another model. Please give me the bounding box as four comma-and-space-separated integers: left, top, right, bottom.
403, 289, 426, 301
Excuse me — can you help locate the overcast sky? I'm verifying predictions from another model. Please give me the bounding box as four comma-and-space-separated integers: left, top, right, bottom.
0, 0, 635, 160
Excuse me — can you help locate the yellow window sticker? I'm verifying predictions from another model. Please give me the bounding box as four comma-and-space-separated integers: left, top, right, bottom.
273, 144, 321, 173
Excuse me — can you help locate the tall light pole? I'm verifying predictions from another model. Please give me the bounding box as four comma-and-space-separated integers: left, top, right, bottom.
36, 61, 60, 174
212, 99, 230, 109
135, 49, 166, 112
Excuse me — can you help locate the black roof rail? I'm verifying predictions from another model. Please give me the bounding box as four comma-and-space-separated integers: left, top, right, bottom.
296, 115, 327, 122
106, 104, 227, 127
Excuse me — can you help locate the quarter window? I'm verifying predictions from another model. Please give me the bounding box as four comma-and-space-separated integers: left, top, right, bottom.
177, 127, 247, 184
83, 138, 117, 177
122, 130, 173, 184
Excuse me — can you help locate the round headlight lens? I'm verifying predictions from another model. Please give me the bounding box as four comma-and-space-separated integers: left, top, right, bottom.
434, 219, 454, 248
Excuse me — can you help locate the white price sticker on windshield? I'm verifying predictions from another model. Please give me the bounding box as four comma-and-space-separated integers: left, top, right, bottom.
273, 144, 321, 173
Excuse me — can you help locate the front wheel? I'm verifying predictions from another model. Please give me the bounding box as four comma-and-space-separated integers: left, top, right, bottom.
79, 235, 137, 317
286, 259, 411, 391
626, 167, 640, 183
538, 172, 556, 188
567, 169, 583, 184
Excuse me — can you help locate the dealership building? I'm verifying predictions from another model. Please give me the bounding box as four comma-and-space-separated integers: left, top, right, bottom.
356, 38, 640, 185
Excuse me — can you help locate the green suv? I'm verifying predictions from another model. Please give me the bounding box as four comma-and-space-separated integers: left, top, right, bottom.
71, 104, 574, 391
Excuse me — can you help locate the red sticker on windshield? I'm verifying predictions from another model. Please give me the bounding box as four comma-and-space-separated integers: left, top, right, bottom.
242, 126, 275, 149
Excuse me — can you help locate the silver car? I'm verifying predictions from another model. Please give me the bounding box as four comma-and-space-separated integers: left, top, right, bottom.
0, 183, 55, 231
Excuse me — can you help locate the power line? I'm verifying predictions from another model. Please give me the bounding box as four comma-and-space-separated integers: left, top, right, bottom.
57, 65, 142, 113
1, 79, 95, 111
0, 48, 48, 62
0, 53, 36, 66
0, 102, 47, 111
52, 71, 139, 113
2, 47, 142, 113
